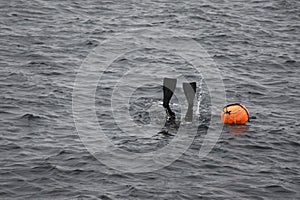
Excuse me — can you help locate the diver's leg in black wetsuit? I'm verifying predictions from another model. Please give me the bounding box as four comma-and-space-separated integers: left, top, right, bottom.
163, 78, 177, 119
183, 82, 196, 122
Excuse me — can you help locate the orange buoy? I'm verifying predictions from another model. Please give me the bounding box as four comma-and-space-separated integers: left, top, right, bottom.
221, 103, 249, 125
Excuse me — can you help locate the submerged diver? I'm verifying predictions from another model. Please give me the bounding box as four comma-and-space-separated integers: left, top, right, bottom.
162, 78, 197, 122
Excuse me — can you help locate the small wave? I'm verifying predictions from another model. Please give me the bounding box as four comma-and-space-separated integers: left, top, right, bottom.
285, 59, 296, 64
19, 113, 43, 120
30, 162, 56, 173
0, 142, 22, 151
242, 144, 274, 150
263, 184, 296, 194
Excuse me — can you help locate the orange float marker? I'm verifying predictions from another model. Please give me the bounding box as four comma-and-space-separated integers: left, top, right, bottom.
221, 103, 249, 125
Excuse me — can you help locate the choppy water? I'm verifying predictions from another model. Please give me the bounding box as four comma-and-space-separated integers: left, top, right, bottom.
1, 0, 299, 199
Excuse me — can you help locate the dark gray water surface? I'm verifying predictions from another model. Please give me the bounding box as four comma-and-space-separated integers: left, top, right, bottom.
1, 0, 299, 199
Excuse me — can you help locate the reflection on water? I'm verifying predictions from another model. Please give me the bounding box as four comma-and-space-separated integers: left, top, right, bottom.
226, 125, 249, 136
